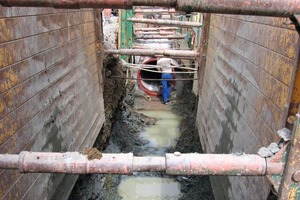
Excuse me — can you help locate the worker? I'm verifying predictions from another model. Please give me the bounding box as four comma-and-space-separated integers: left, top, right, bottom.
157, 58, 173, 104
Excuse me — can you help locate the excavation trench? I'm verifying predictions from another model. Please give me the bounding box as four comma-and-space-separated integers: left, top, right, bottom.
68, 55, 214, 199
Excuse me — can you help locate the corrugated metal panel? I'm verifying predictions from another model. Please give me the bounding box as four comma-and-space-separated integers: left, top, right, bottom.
196, 14, 299, 199
0, 8, 104, 200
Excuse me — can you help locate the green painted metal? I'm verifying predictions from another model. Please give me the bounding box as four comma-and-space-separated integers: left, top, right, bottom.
120, 9, 133, 62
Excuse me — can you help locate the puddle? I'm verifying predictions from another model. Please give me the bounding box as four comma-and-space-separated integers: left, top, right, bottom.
137, 110, 181, 149
118, 177, 181, 200
117, 110, 182, 200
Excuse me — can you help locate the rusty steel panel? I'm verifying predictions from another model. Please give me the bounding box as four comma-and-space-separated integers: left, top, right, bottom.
0, 7, 105, 200
0, 43, 97, 146
196, 14, 299, 200
0, 54, 97, 155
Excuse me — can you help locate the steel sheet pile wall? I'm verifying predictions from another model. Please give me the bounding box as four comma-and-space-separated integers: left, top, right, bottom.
0, 7, 105, 200
196, 15, 299, 199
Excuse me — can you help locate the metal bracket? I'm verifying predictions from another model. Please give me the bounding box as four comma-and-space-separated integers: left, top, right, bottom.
289, 14, 300, 34
266, 143, 289, 195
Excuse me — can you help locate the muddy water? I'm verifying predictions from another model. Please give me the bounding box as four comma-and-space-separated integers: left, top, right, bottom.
118, 177, 181, 200
138, 110, 181, 150
118, 110, 182, 199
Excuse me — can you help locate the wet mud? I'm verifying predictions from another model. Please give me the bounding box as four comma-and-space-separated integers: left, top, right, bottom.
69, 79, 214, 200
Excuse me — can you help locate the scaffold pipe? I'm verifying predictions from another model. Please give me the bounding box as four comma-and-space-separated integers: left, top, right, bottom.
105, 49, 199, 59
135, 27, 179, 31
135, 35, 185, 40
0, 152, 284, 176
128, 18, 202, 28
0, 0, 300, 17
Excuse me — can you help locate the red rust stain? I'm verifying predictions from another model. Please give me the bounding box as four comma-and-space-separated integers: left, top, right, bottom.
0, 19, 13, 42
0, 68, 20, 93
0, 46, 14, 69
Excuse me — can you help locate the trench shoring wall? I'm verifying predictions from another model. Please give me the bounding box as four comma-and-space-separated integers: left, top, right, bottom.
0, 7, 105, 199
196, 14, 299, 199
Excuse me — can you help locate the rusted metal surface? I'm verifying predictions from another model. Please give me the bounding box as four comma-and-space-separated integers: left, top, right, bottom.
132, 0, 176, 7
176, 0, 300, 17
278, 110, 300, 199
196, 13, 210, 96
0, 152, 284, 176
265, 144, 289, 193
136, 31, 176, 35
133, 157, 166, 171
106, 49, 199, 58
197, 13, 299, 200
18, 152, 134, 174
0, 0, 133, 9
1, 0, 300, 17
133, 8, 178, 13
292, 171, 300, 182
0, 8, 105, 199
166, 153, 278, 176
135, 35, 185, 39
135, 27, 179, 31
129, 18, 202, 28
0, 154, 19, 169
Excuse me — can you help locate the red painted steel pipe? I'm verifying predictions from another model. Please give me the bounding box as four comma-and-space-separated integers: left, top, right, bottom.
18, 152, 134, 174
0, 152, 284, 176
176, 0, 300, 17
166, 153, 281, 175
0, 0, 133, 9
1, 0, 300, 17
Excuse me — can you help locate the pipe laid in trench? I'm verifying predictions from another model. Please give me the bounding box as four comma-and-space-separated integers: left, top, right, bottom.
105, 49, 199, 59
0, 0, 300, 17
0, 151, 284, 176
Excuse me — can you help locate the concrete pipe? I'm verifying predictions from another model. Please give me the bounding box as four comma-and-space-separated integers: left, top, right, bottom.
137, 58, 177, 96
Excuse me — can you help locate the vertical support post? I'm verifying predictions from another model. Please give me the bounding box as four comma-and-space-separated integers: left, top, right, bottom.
278, 106, 300, 199
119, 9, 133, 62
93, 9, 105, 92
197, 13, 210, 96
